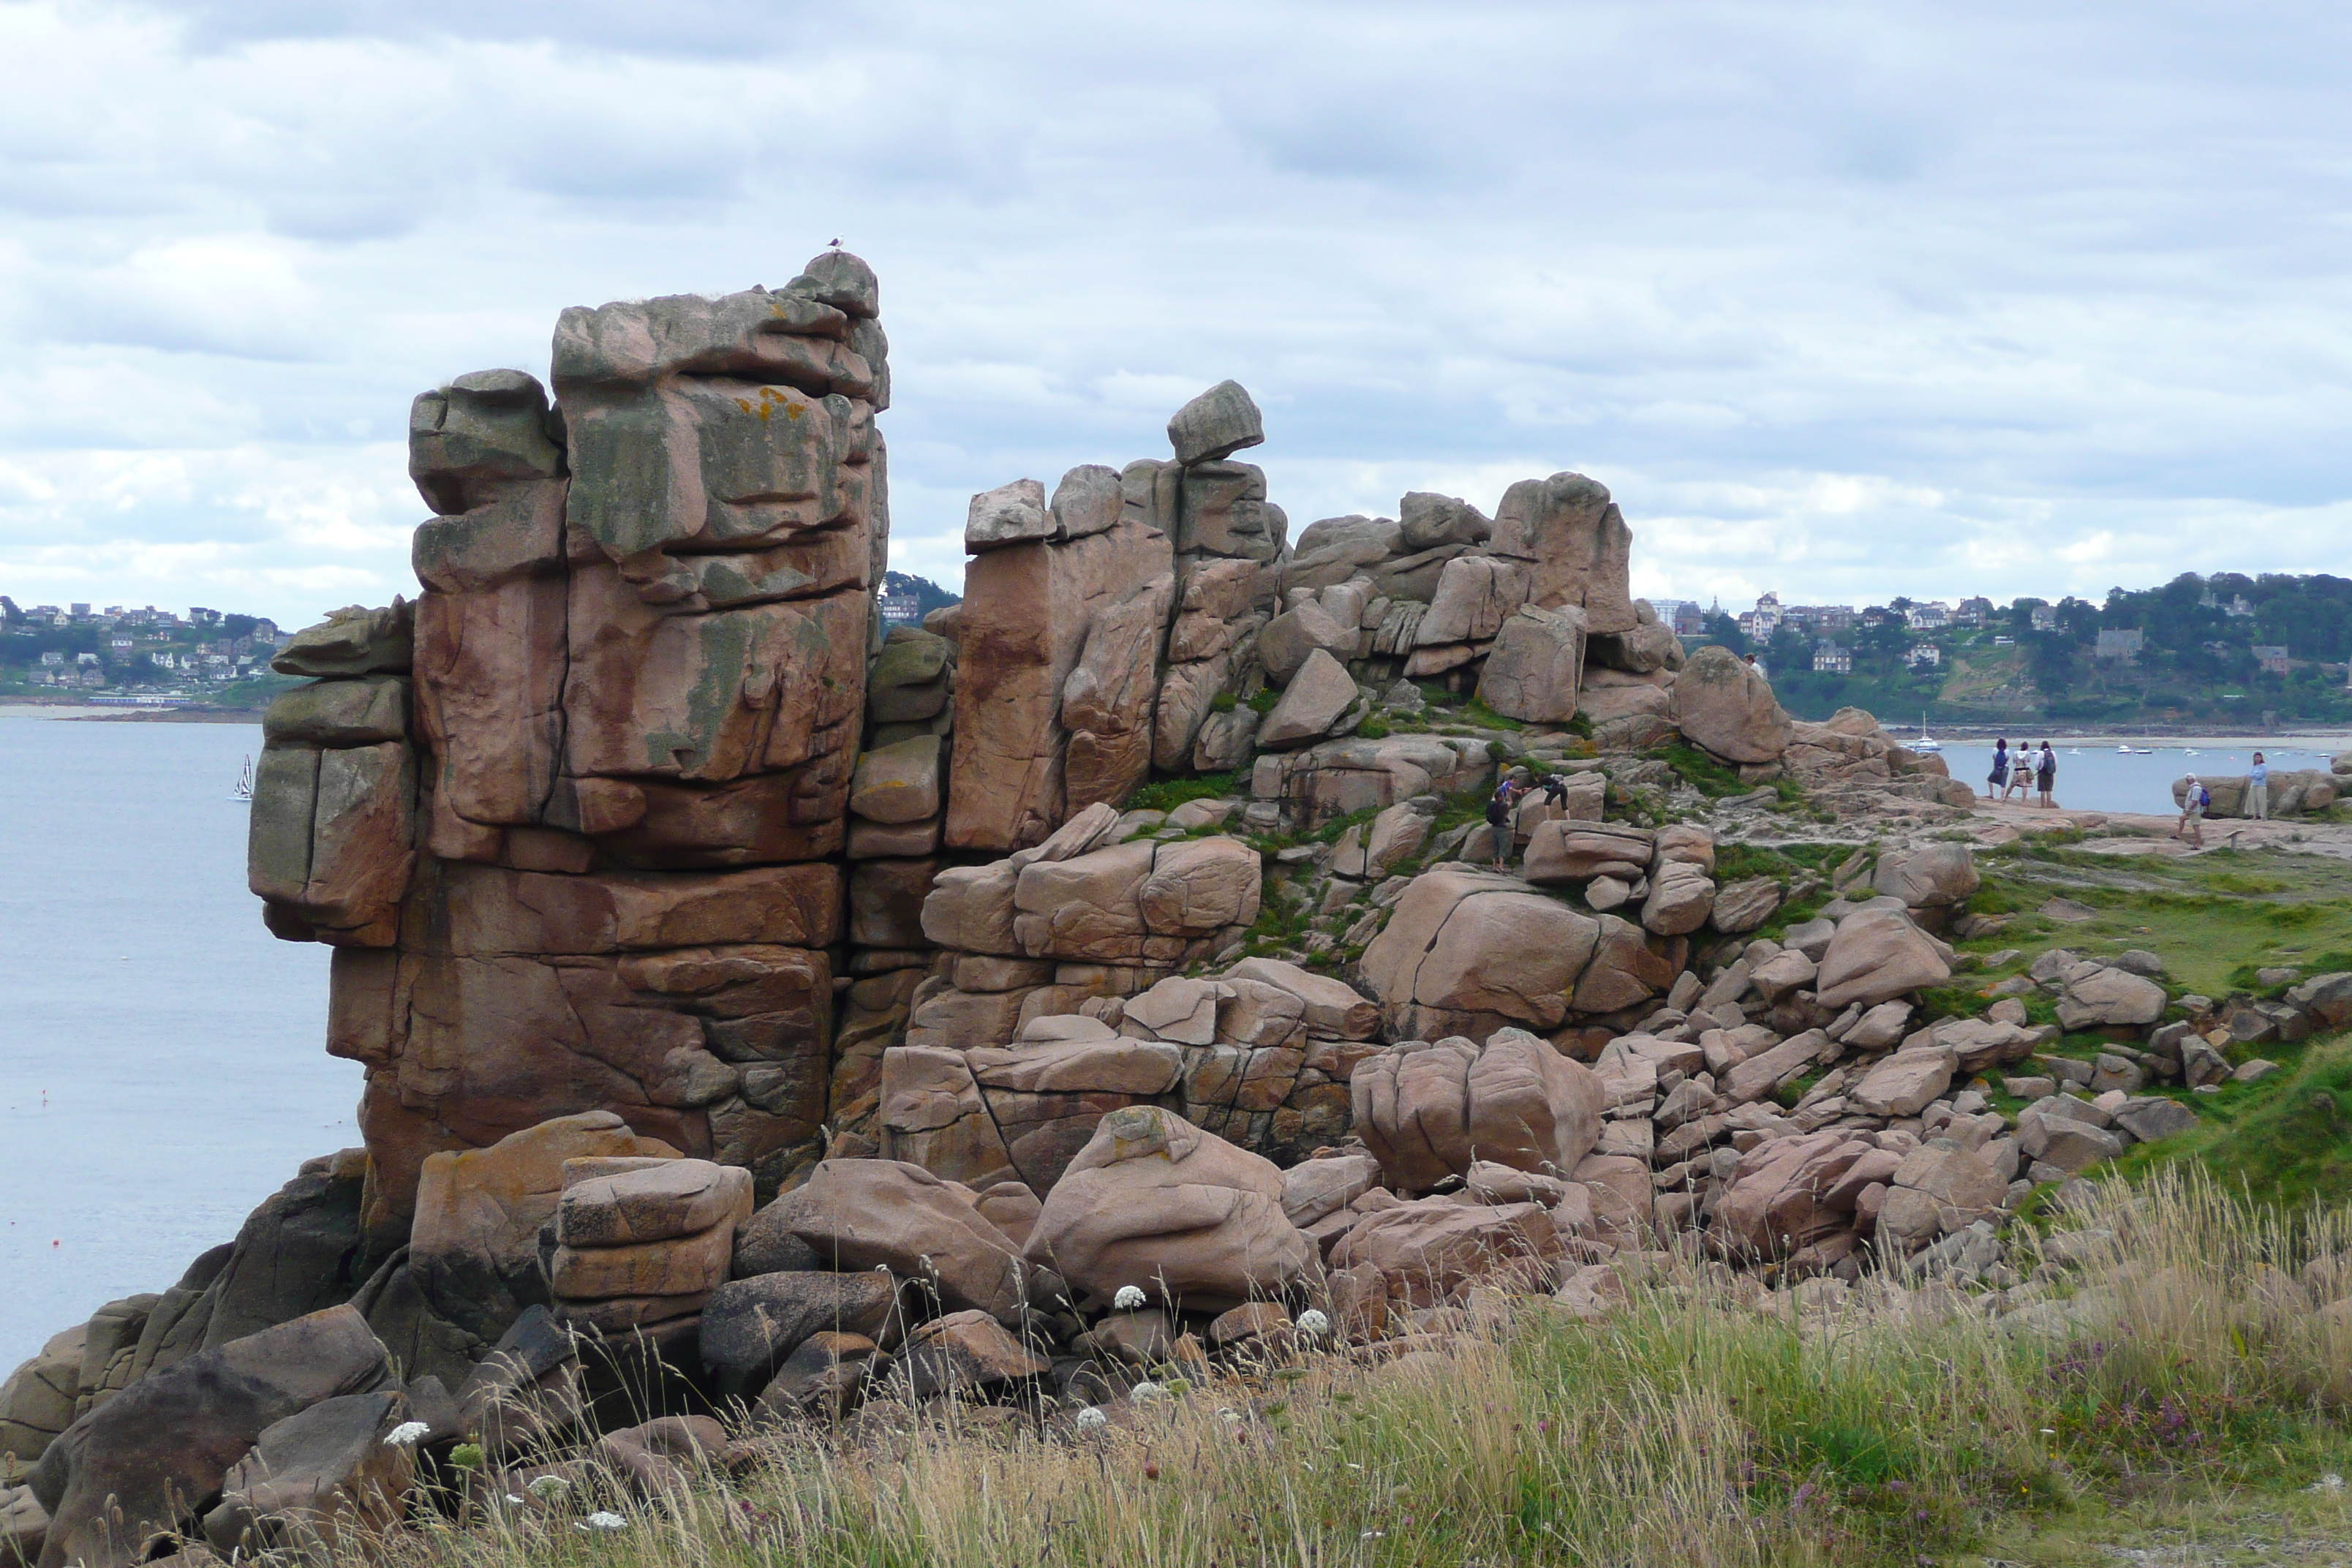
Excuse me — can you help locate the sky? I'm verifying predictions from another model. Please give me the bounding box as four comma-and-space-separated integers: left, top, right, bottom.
1, 0, 2348, 631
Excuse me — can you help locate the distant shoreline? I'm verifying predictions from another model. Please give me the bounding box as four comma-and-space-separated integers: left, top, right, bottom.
0, 696, 262, 723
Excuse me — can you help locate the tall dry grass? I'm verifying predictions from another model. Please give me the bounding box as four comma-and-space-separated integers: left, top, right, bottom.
366, 1169, 2352, 1568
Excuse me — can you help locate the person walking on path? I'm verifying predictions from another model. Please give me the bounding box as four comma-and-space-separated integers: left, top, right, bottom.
1986, 738, 2010, 800
2178, 774, 2209, 848
2248, 753, 2270, 820
1486, 777, 1521, 869
2035, 742, 2058, 808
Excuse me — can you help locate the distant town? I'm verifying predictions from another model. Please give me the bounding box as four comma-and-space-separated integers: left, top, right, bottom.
10, 568, 2344, 728
1658, 570, 2352, 726
0, 597, 289, 703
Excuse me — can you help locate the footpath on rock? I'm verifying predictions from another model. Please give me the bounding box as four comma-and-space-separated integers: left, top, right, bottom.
8, 252, 2352, 1568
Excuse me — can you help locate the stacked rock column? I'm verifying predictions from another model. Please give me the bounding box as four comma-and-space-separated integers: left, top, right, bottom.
251, 252, 891, 1259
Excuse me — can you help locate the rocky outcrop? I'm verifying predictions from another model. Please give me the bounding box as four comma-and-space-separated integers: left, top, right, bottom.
881, 955, 1381, 1182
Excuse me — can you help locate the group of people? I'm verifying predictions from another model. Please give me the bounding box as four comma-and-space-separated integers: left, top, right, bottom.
2175, 751, 2267, 848
1483, 772, 1575, 868
1984, 738, 2059, 807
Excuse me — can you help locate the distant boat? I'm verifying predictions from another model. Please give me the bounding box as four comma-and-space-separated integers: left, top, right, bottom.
232, 756, 253, 802
2118, 745, 2152, 755
1911, 712, 1941, 753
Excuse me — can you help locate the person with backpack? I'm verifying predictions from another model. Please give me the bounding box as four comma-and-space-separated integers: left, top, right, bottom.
2177, 773, 2208, 848
2248, 752, 2269, 821
1986, 738, 2010, 800
1486, 777, 1520, 868
2035, 742, 2057, 808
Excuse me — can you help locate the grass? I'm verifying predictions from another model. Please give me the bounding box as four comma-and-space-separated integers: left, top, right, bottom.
2114, 1035, 2352, 1210
1126, 772, 1240, 813
1964, 844, 2352, 1000
362, 1170, 2352, 1568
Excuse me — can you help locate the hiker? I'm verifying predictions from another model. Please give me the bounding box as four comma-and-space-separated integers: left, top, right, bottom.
1986, 738, 2010, 801
2178, 773, 2208, 848
1486, 777, 1520, 868
2035, 742, 2057, 808
2248, 752, 2269, 820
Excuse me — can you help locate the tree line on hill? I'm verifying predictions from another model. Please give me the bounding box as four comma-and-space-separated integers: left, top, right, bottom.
1698, 572, 2352, 726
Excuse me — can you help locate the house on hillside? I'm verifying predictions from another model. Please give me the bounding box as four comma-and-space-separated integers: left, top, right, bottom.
1908, 644, 1942, 668
1955, 596, 1994, 627
2094, 629, 2144, 662
1672, 602, 1705, 636
878, 589, 924, 627
1812, 640, 1852, 674
1737, 592, 1782, 641
2225, 595, 2255, 617
2030, 606, 2059, 632
1907, 602, 1950, 630
2253, 645, 2291, 674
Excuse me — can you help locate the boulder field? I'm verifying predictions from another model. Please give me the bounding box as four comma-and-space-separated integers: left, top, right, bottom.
6, 249, 2296, 1561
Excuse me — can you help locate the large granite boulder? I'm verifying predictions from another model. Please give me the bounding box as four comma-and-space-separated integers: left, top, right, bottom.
1872, 844, 1980, 912
1022, 1107, 1313, 1312
1060, 573, 1175, 814
1358, 867, 1602, 1036
1351, 1030, 1604, 1191
2056, 963, 2167, 1030
739, 1160, 1036, 1324
1475, 606, 1587, 723
408, 1112, 682, 1343
1670, 644, 1793, 764
947, 520, 1172, 851
199, 1389, 416, 1558
1487, 472, 1635, 634
699, 1272, 901, 1398
31, 1306, 396, 1568
1814, 907, 1950, 1009
1330, 1198, 1558, 1308
1166, 380, 1265, 465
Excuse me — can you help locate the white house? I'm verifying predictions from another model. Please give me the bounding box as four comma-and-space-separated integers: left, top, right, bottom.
1908, 644, 1942, 668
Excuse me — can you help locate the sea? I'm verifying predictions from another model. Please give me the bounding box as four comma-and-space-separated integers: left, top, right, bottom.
1925, 734, 2351, 815
0, 709, 349, 1371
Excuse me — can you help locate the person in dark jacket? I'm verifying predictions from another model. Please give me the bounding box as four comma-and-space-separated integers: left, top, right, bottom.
1986, 738, 2010, 800
1486, 779, 1520, 868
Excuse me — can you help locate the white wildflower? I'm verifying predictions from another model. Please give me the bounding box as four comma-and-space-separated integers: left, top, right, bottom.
1294, 1308, 1331, 1339
2313, 1473, 2346, 1493
382, 1420, 432, 1448
505, 1495, 526, 1507
1074, 1406, 1109, 1432
1114, 1285, 1147, 1311
1129, 1380, 1168, 1402
527, 1475, 572, 1501
577, 1511, 627, 1532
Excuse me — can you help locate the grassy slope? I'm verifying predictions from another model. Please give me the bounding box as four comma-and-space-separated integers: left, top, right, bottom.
1953, 838, 2352, 1207
377, 1176, 2352, 1568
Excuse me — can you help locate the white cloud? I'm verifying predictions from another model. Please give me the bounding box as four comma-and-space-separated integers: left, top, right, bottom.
0, 0, 2346, 626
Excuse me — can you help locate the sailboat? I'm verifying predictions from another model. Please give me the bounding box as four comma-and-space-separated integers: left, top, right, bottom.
1911, 712, 1941, 753
232, 756, 254, 802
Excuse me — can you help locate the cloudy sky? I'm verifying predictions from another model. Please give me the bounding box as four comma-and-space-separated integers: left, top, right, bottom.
1, 0, 2347, 630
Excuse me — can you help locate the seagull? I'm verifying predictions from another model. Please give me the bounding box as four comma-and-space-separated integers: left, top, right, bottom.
829, 237, 842, 248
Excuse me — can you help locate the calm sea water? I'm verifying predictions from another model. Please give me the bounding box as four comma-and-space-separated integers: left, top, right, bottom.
0, 711, 350, 1371
1926, 734, 2351, 815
